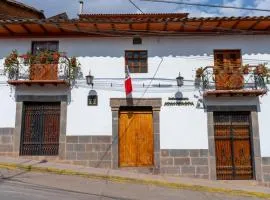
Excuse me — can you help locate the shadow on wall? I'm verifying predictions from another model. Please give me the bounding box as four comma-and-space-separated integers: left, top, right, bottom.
1, 35, 270, 59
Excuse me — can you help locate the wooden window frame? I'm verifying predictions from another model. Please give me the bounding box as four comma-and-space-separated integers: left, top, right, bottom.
214, 49, 242, 69
31, 41, 59, 55
125, 50, 148, 73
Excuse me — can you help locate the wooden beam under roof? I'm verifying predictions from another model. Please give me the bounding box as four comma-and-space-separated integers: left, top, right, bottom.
196, 21, 204, 31
94, 23, 99, 31
214, 20, 222, 31
248, 20, 262, 30
179, 21, 185, 31
1, 24, 14, 35
146, 19, 150, 31
265, 24, 270, 31
163, 19, 168, 31
21, 24, 31, 34
55, 23, 65, 32
38, 23, 48, 33
74, 23, 81, 32
111, 23, 115, 31
231, 20, 241, 29
129, 23, 132, 31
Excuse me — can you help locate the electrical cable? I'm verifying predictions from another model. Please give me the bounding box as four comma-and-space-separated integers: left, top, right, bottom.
128, 0, 145, 14
140, 0, 270, 13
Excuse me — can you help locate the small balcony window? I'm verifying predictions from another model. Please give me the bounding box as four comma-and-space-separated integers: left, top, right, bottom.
125, 50, 148, 73
32, 41, 59, 55
214, 49, 241, 69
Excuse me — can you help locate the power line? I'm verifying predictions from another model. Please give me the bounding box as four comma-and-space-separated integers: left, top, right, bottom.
128, 0, 144, 14
140, 0, 270, 12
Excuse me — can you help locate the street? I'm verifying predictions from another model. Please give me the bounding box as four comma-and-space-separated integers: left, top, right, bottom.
0, 168, 263, 200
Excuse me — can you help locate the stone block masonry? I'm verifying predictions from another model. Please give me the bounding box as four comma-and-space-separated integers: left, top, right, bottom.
262, 157, 270, 186
160, 149, 209, 179
65, 136, 112, 168
0, 128, 14, 156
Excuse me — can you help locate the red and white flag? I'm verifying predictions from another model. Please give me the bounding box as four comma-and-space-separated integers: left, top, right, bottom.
125, 65, 133, 96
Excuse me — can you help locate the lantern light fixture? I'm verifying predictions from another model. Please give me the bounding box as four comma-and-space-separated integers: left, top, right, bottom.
176, 72, 184, 87
85, 70, 94, 88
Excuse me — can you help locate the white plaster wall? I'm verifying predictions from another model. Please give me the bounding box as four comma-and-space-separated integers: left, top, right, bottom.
0, 35, 269, 152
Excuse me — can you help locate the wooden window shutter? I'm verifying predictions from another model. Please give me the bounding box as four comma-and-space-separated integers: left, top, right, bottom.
214, 50, 243, 90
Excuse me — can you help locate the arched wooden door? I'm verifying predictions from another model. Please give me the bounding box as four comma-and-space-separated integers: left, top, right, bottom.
119, 110, 153, 167
214, 112, 254, 180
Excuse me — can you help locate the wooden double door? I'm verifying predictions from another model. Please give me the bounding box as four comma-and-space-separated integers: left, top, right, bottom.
119, 110, 154, 167
214, 112, 254, 180
20, 102, 61, 156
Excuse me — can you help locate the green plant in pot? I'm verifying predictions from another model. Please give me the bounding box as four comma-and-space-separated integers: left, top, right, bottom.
254, 63, 268, 76
241, 64, 250, 75
4, 50, 20, 80
195, 67, 204, 88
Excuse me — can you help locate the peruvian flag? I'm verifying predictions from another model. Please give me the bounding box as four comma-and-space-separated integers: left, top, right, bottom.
125, 65, 133, 96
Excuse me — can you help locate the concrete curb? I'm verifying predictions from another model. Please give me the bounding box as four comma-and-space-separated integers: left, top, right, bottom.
0, 162, 270, 199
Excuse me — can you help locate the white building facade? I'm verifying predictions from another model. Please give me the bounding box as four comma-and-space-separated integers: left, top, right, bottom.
0, 13, 270, 182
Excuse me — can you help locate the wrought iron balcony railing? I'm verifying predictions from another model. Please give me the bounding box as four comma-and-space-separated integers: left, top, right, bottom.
4, 51, 80, 86
195, 65, 269, 96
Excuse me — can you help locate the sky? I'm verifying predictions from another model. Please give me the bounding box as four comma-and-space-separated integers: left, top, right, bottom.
17, 0, 270, 19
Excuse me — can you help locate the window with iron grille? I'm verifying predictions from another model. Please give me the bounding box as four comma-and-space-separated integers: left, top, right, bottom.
125, 50, 148, 73
32, 41, 59, 55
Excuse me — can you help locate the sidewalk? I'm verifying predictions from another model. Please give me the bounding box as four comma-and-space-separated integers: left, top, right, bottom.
1, 156, 270, 198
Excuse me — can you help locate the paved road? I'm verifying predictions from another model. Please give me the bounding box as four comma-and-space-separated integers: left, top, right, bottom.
0, 169, 263, 200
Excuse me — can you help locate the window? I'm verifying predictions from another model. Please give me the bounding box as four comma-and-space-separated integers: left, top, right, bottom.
32, 41, 59, 55
125, 50, 148, 73
214, 50, 241, 69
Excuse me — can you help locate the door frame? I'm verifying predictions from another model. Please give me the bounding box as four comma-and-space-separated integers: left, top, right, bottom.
206, 105, 262, 181
14, 95, 68, 158
110, 98, 162, 170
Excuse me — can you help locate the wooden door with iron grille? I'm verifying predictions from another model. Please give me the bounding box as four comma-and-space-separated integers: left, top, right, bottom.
214, 112, 253, 180
20, 102, 60, 156
119, 111, 153, 167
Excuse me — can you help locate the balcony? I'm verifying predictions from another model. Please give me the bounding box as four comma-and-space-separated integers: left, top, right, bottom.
195, 65, 269, 97
4, 51, 79, 86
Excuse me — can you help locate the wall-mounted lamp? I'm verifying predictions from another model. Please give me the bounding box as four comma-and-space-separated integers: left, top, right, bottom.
85, 71, 94, 88
176, 72, 184, 87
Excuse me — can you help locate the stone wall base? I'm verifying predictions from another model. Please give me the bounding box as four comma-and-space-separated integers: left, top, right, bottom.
0, 128, 14, 155
65, 135, 112, 168
262, 157, 270, 186
3, 130, 270, 183
160, 149, 209, 179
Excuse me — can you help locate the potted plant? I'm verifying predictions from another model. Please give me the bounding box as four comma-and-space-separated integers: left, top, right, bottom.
4, 50, 20, 80
195, 67, 204, 78
194, 67, 204, 89
226, 72, 244, 89
254, 63, 268, 76
241, 64, 249, 74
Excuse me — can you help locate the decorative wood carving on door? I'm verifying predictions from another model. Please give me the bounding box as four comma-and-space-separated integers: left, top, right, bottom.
214, 112, 253, 180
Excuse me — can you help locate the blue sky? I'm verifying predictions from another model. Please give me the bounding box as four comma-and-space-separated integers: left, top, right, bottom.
17, 0, 270, 18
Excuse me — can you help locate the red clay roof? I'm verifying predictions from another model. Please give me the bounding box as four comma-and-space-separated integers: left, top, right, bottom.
79, 13, 189, 19
0, 13, 269, 37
